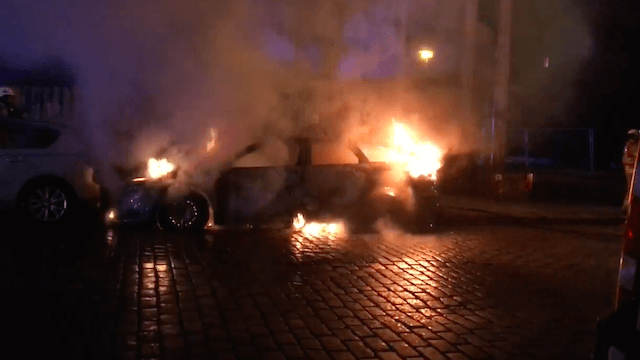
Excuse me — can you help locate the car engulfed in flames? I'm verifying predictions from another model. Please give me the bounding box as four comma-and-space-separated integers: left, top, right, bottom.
111, 121, 443, 233
358, 120, 444, 232
108, 155, 212, 230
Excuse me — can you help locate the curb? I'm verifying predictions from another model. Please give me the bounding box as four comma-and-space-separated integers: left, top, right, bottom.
446, 206, 626, 226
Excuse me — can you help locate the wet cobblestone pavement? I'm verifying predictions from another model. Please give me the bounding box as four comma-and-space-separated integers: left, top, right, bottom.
1, 215, 622, 359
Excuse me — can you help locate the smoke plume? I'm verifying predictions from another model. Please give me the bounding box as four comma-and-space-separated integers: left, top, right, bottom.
2, 0, 483, 200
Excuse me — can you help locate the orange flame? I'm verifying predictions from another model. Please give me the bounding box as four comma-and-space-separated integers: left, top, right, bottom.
362, 121, 443, 179
147, 158, 175, 179
206, 128, 218, 153
292, 213, 346, 238
389, 121, 442, 178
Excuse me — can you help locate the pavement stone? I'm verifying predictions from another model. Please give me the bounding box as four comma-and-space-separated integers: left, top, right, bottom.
5, 213, 622, 360
441, 195, 624, 223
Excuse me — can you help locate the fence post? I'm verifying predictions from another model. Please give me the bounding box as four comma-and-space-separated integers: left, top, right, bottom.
44, 87, 52, 120
52, 87, 61, 120
589, 128, 595, 173
524, 128, 530, 169
18, 86, 27, 110
31, 87, 41, 121
63, 87, 72, 122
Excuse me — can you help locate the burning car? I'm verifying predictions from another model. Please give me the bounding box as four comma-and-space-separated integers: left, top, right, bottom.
111, 121, 443, 233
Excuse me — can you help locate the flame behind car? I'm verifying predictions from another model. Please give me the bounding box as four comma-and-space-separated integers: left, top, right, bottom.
360, 120, 443, 180
147, 158, 176, 179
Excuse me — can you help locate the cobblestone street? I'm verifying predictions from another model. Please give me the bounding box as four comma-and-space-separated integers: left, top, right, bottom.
1, 214, 623, 359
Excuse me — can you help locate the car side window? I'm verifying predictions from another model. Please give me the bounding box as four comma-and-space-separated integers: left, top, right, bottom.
30, 126, 60, 149
0, 123, 59, 149
0, 124, 26, 149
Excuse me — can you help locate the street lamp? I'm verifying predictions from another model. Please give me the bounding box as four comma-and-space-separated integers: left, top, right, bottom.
418, 49, 434, 63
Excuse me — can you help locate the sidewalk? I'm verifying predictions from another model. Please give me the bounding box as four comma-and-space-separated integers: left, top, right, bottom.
441, 195, 625, 224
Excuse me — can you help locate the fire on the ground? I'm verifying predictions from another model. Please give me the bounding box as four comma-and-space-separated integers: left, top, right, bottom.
293, 212, 347, 238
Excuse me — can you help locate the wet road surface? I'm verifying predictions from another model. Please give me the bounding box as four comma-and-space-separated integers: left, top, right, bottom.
0, 212, 622, 359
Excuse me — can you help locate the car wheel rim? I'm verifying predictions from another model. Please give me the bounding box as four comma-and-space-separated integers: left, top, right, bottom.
167, 200, 199, 229
28, 186, 67, 221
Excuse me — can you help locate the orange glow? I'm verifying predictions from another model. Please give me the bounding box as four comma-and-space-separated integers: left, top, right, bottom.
292, 213, 346, 238
293, 212, 306, 230
105, 208, 117, 224
390, 122, 442, 178
206, 128, 218, 152
364, 121, 443, 179
147, 158, 175, 179
419, 49, 434, 62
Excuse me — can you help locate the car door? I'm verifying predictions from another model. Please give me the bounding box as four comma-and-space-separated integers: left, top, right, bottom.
302, 141, 368, 217
0, 121, 63, 209
221, 166, 301, 224
0, 121, 29, 208
214, 141, 303, 226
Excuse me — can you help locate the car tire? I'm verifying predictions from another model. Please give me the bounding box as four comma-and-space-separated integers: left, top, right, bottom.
18, 179, 78, 227
156, 193, 210, 232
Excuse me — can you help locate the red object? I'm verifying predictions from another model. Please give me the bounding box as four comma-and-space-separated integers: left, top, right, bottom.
524, 173, 534, 192
493, 174, 503, 196
624, 143, 638, 172
492, 173, 532, 197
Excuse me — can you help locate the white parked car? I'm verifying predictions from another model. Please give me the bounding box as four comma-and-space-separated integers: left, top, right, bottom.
0, 118, 102, 225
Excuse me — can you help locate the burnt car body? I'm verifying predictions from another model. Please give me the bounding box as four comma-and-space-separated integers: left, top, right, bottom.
116, 136, 441, 232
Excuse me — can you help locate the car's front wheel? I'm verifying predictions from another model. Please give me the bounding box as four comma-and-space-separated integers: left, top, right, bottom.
156, 193, 210, 231
18, 179, 78, 226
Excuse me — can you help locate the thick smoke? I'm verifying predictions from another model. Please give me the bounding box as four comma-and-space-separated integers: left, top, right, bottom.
2, 1, 374, 190
2, 0, 483, 201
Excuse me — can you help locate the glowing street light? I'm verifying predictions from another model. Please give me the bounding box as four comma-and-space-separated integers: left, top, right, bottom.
418, 49, 434, 63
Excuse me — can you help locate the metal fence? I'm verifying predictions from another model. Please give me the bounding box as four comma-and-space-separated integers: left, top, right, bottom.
506, 127, 595, 172
12, 86, 74, 122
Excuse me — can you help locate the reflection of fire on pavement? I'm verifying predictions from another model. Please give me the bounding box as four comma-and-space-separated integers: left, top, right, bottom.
292, 213, 346, 238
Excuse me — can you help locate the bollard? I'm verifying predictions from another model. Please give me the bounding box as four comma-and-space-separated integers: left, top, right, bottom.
493, 174, 504, 199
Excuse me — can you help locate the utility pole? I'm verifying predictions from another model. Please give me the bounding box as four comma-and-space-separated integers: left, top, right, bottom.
492, 0, 513, 169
